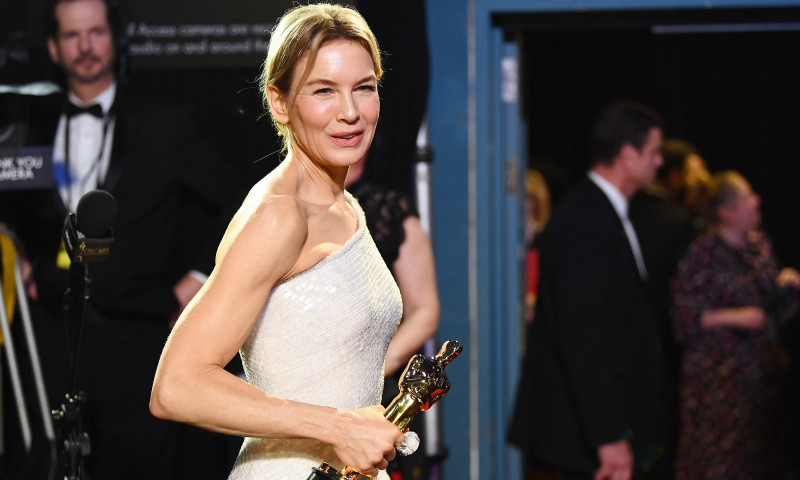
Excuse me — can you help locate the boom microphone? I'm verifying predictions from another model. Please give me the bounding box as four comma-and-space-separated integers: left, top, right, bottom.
63, 190, 117, 263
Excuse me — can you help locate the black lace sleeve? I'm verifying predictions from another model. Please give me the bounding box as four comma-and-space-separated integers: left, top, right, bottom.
350, 182, 419, 271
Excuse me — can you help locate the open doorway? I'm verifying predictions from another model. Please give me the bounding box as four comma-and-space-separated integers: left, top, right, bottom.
503, 6, 800, 477
506, 6, 800, 267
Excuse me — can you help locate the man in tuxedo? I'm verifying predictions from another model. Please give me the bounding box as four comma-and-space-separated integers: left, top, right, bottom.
0, 0, 242, 478
510, 101, 667, 480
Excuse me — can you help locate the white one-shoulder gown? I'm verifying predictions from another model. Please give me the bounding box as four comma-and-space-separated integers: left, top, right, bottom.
228, 194, 401, 480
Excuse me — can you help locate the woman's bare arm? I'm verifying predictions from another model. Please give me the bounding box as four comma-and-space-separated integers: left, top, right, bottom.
150, 194, 403, 475
384, 216, 440, 377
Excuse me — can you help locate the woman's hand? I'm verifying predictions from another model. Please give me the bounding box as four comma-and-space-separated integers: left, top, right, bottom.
330, 405, 405, 478
735, 306, 768, 330
170, 273, 205, 327
20, 255, 38, 300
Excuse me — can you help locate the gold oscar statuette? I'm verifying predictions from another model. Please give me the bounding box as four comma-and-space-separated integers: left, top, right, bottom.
307, 339, 462, 480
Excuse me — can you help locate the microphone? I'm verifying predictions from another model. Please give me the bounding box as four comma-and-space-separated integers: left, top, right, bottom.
63, 190, 117, 263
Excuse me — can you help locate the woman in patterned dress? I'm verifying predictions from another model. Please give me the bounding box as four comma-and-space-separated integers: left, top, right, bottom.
671, 170, 800, 479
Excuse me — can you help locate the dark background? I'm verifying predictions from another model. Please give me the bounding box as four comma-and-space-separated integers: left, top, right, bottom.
508, 6, 800, 268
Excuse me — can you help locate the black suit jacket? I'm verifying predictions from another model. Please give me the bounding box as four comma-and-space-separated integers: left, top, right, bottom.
629, 186, 698, 381
510, 178, 666, 476
629, 186, 698, 320
2, 84, 243, 320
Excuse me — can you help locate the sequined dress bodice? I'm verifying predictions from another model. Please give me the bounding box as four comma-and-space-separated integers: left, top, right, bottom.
228, 194, 402, 480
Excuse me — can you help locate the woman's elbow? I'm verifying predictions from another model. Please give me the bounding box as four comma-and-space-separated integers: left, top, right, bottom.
149, 375, 181, 421
149, 382, 170, 420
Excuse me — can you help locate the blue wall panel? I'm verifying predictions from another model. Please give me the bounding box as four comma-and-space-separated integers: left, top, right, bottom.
425, 1, 472, 479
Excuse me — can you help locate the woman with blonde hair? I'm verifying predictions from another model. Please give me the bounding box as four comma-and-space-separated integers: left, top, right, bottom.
150, 4, 405, 479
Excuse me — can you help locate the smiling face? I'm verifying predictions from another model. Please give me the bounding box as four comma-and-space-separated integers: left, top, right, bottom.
268, 39, 379, 170
48, 0, 116, 89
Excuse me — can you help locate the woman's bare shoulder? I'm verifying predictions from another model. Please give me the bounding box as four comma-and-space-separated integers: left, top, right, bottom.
216, 181, 309, 284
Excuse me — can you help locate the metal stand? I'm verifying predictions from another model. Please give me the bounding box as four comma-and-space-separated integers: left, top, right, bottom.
52, 391, 90, 480
51, 258, 95, 480
0, 227, 56, 465
414, 116, 446, 465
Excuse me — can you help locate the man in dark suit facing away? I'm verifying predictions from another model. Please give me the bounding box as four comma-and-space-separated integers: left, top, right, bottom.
510, 101, 668, 480
0, 0, 242, 478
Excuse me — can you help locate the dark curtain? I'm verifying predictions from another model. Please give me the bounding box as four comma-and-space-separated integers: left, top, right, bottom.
357, 0, 430, 193
521, 12, 800, 268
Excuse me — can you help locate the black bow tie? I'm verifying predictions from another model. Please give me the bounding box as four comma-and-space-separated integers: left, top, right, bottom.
65, 102, 103, 118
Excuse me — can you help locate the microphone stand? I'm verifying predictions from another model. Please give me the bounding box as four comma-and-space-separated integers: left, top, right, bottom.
53, 259, 92, 480
61, 259, 93, 475
53, 208, 116, 480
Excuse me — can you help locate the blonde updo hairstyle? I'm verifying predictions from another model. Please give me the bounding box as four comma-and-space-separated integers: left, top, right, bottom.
260, 3, 383, 154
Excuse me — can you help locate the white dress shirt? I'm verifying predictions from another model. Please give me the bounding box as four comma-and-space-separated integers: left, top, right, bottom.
53, 82, 117, 212
588, 170, 648, 280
